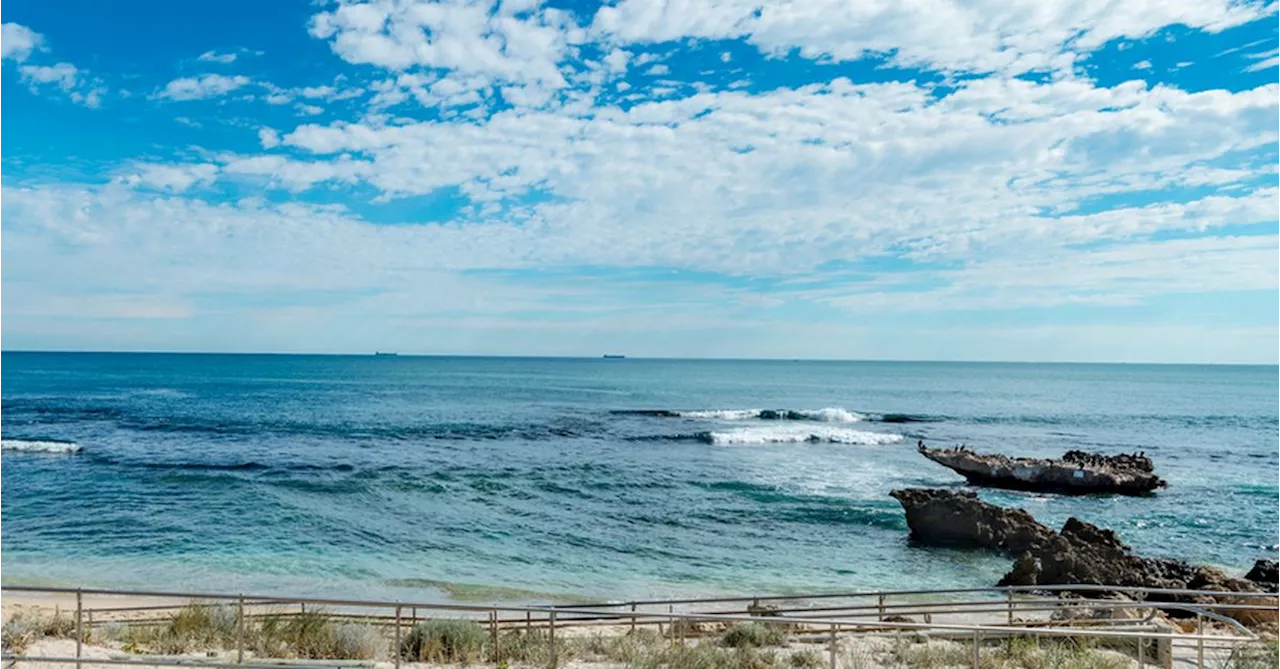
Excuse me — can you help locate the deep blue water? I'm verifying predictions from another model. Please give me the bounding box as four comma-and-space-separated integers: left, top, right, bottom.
2, 352, 1277, 603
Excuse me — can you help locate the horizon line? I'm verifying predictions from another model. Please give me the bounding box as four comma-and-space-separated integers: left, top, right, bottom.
2, 349, 1275, 367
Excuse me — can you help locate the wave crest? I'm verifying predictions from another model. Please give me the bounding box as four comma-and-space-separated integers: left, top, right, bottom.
1, 439, 82, 454
618, 408, 867, 422
703, 426, 903, 446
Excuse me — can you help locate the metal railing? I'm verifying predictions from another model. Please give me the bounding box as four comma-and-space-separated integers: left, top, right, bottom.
2, 583, 1275, 669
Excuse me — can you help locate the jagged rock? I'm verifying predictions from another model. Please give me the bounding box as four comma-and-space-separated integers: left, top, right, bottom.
888, 488, 1055, 554
1050, 592, 1141, 622
746, 602, 780, 617
1245, 559, 1278, 587
916, 444, 1166, 495
999, 553, 1041, 587
892, 488, 1273, 626
1016, 518, 1260, 597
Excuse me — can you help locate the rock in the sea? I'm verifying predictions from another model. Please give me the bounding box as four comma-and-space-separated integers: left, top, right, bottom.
1244, 559, 1278, 587
888, 488, 1055, 554
916, 444, 1166, 495
1003, 517, 1259, 596
892, 488, 1273, 624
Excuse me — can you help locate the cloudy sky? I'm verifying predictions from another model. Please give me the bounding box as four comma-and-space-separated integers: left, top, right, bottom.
1, 0, 1277, 362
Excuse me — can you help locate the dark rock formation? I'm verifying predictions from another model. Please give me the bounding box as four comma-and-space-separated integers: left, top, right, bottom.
917, 444, 1166, 495
891, 488, 1274, 624
998, 517, 1259, 599
888, 488, 1055, 554
1244, 559, 1278, 587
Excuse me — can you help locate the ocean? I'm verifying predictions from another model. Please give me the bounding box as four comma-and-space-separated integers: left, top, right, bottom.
2, 352, 1276, 603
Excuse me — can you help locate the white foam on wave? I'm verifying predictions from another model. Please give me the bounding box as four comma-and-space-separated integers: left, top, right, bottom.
796, 408, 864, 422
706, 425, 902, 446
680, 409, 765, 420
679, 408, 864, 422
1, 439, 83, 454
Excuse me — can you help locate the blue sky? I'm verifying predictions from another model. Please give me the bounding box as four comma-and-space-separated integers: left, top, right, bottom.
1, 0, 1277, 362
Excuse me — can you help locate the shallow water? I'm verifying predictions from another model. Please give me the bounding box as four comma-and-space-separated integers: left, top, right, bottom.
2, 353, 1276, 603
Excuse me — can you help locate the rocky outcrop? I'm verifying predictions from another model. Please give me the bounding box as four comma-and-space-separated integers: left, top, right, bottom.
998, 518, 1259, 596
917, 444, 1166, 495
1244, 559, 1278, 587
891, 488, 1275, 624
888, 488, 1055, 554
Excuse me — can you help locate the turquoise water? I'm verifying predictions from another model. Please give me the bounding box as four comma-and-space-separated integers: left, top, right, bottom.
2, 353, 1276, 603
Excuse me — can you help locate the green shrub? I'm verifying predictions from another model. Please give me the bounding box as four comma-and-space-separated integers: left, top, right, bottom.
400, 619, 488, 663
721, 622, 788, 649
628, 643, 783, 669
1230, 641, 1280, 669
331, 622, 383, 660
789, 649, 824, 668
283, 610, 337, 659
2, 611, 85, 653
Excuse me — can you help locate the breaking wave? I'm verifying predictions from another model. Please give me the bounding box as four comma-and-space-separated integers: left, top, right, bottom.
615, 408, 867, 422
704, 426, 903, 445
1, 439, 83, 454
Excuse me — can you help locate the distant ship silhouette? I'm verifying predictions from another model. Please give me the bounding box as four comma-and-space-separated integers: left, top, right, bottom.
602, 354, 626, 359
374, 352, 398, 357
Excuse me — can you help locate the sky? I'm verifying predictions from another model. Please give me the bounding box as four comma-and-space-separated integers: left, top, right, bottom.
1, 0, 1277, 363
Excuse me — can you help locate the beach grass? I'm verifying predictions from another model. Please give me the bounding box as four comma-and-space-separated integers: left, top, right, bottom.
720, 621, 789, 649
1, 611, 78, 653
400, 619, 488, 663
10, 601, 1275, 669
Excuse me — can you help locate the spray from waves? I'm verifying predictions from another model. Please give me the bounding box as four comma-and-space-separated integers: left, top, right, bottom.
1, 439, 82, 454
701, 426, 903, 446
615, 408, 867, 422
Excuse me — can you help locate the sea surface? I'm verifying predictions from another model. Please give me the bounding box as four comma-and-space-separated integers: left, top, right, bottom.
2, 352, 1277, 603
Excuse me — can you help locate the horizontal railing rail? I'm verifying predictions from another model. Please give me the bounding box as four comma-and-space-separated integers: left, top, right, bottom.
3, 584, 1272, 669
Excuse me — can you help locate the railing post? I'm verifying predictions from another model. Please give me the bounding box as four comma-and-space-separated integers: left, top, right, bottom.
549, 610, 558, 669
828, 623, 837, 669
878, 594, 885, 622
236, 596, 245, 664
630, 603, 636, 634
971, 630, 980, 669
75, 590, 83, 669
1137, 634, 1144, 667
489, 609, 499, 662
1196, 616, 1204, 669
394, 604, 402, 669
668, 605, 674, 647
1006, 590, 1014, 625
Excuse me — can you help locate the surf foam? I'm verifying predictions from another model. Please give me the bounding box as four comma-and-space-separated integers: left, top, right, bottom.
1, 439, 83, 454
703, 426, 902, 446
679, 408, 865, 422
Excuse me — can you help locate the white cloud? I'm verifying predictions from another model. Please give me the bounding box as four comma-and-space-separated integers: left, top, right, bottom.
298, 85, 336, 98
20, 62, 79, 89
198, 50, 238, 64
119, 163, 220, 192
602, 48, 630, 73
259, 128, 281, 148
308, 0, 582, 90
591, 0, 1275, 74
268, 78, 1276, 269
296, 103, 325, 116
1133, 60, 1152, 70
1243, 47, 1279, 72
645, 63, 669, 75
156, 74, 252, 101
18, 62, 106, 107
1, 23, 44, 62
